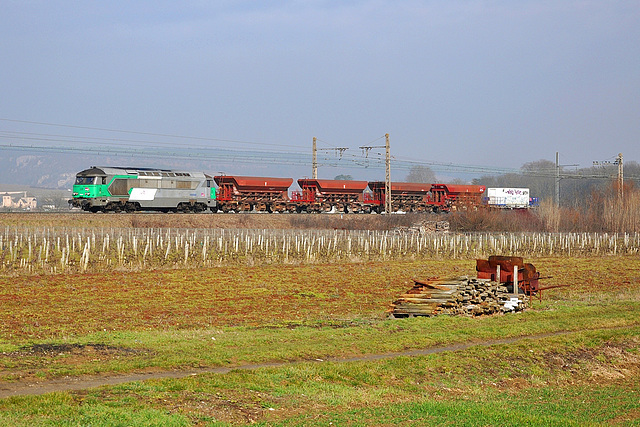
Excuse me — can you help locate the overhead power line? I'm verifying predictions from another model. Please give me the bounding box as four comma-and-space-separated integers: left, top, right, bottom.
1, 118, 637, 181
0, 118, 303, 150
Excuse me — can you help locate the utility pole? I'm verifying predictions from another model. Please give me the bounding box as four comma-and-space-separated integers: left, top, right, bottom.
359, 133, 391, 213
556, 151, 560, 208
311, 137, 348, 179
617, 153, 623, 201
385, 133, 391, 214
312, 137, 317, 179
593, 153, 624, 202
554, 155, 578, 207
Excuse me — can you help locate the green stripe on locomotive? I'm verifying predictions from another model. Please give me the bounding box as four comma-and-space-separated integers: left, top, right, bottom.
72, 175, 137, 199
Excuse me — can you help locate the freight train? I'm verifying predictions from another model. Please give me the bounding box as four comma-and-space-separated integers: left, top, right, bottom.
69, 166, 530, 213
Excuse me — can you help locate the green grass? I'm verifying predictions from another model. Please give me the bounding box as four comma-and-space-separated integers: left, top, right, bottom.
0, 327, 638, 425
271, 385, 638, 427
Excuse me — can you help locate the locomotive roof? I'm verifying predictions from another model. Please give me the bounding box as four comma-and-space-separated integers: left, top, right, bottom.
77, 166, 210, 178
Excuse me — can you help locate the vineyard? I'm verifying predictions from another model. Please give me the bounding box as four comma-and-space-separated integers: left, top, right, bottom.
1, 226, 639, 274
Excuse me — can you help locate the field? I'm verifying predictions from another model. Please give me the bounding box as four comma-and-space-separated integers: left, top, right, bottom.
0, 213, 639, 426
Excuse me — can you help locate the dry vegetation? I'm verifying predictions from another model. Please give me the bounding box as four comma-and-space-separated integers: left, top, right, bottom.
0, 211, 430, 230
1, 226, 638, 275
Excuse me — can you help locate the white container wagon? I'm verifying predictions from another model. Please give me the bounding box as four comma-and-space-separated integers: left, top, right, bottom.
486, 188, 530, 208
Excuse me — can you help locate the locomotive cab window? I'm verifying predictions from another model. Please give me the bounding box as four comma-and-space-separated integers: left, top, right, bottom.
75, 176, 97, 185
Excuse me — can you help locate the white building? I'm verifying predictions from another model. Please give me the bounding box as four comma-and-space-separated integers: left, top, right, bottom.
1, 192, 37, 210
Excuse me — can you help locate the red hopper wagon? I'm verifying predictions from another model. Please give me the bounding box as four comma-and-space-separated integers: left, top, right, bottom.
367, 181, 433, 213
430, 184, 486, 211
293, 179, 369, 213
214, 176, 293, 212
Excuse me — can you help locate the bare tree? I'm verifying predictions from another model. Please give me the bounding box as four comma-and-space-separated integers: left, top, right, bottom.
334, 174, 353, 180
405, 165, 436, 183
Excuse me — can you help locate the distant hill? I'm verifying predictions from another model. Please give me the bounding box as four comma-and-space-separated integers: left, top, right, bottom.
0, 151, 79, 189
0, 150, 238, 190
0, 149, 306, 190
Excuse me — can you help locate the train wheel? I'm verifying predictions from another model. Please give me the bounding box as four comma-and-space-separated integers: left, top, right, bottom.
177, 202, 193, 213
124, 202, 138, 213
105, 202, 122, 213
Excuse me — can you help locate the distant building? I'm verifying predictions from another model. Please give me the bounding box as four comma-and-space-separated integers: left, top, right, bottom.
1, 192, 37, 210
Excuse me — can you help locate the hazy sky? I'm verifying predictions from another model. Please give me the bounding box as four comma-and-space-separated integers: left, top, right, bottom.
1, 1, 638, 180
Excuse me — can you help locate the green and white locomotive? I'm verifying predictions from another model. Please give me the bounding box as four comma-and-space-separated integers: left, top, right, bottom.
69, 166, 217, 212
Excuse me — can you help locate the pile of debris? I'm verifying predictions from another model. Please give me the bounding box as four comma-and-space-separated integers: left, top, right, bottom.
388, 276, 528, 318
420, 220, 449, 233
391, 220, 450, 235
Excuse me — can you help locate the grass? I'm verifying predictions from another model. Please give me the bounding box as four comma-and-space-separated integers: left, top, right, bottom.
0, 327, 638, 425
0, 255, 639, 425
2, 298, 638, 381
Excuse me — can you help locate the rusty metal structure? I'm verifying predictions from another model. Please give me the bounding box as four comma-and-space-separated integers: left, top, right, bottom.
476, 255, 540, 295
476, 255, 567, 301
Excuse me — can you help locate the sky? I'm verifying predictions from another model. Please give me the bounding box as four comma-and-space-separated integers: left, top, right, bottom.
1, 0, 638, 182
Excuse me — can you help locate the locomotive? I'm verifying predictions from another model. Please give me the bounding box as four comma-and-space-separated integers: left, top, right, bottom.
69, 166, 217, 212
69, 166, 489, 213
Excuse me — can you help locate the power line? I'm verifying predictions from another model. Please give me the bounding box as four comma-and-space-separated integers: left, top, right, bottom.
0, 118, 305, 150
2, 118, 637, 181
3, 139, 635, 180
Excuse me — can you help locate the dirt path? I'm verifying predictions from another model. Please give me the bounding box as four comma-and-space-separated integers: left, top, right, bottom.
0, 330, 571, 399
